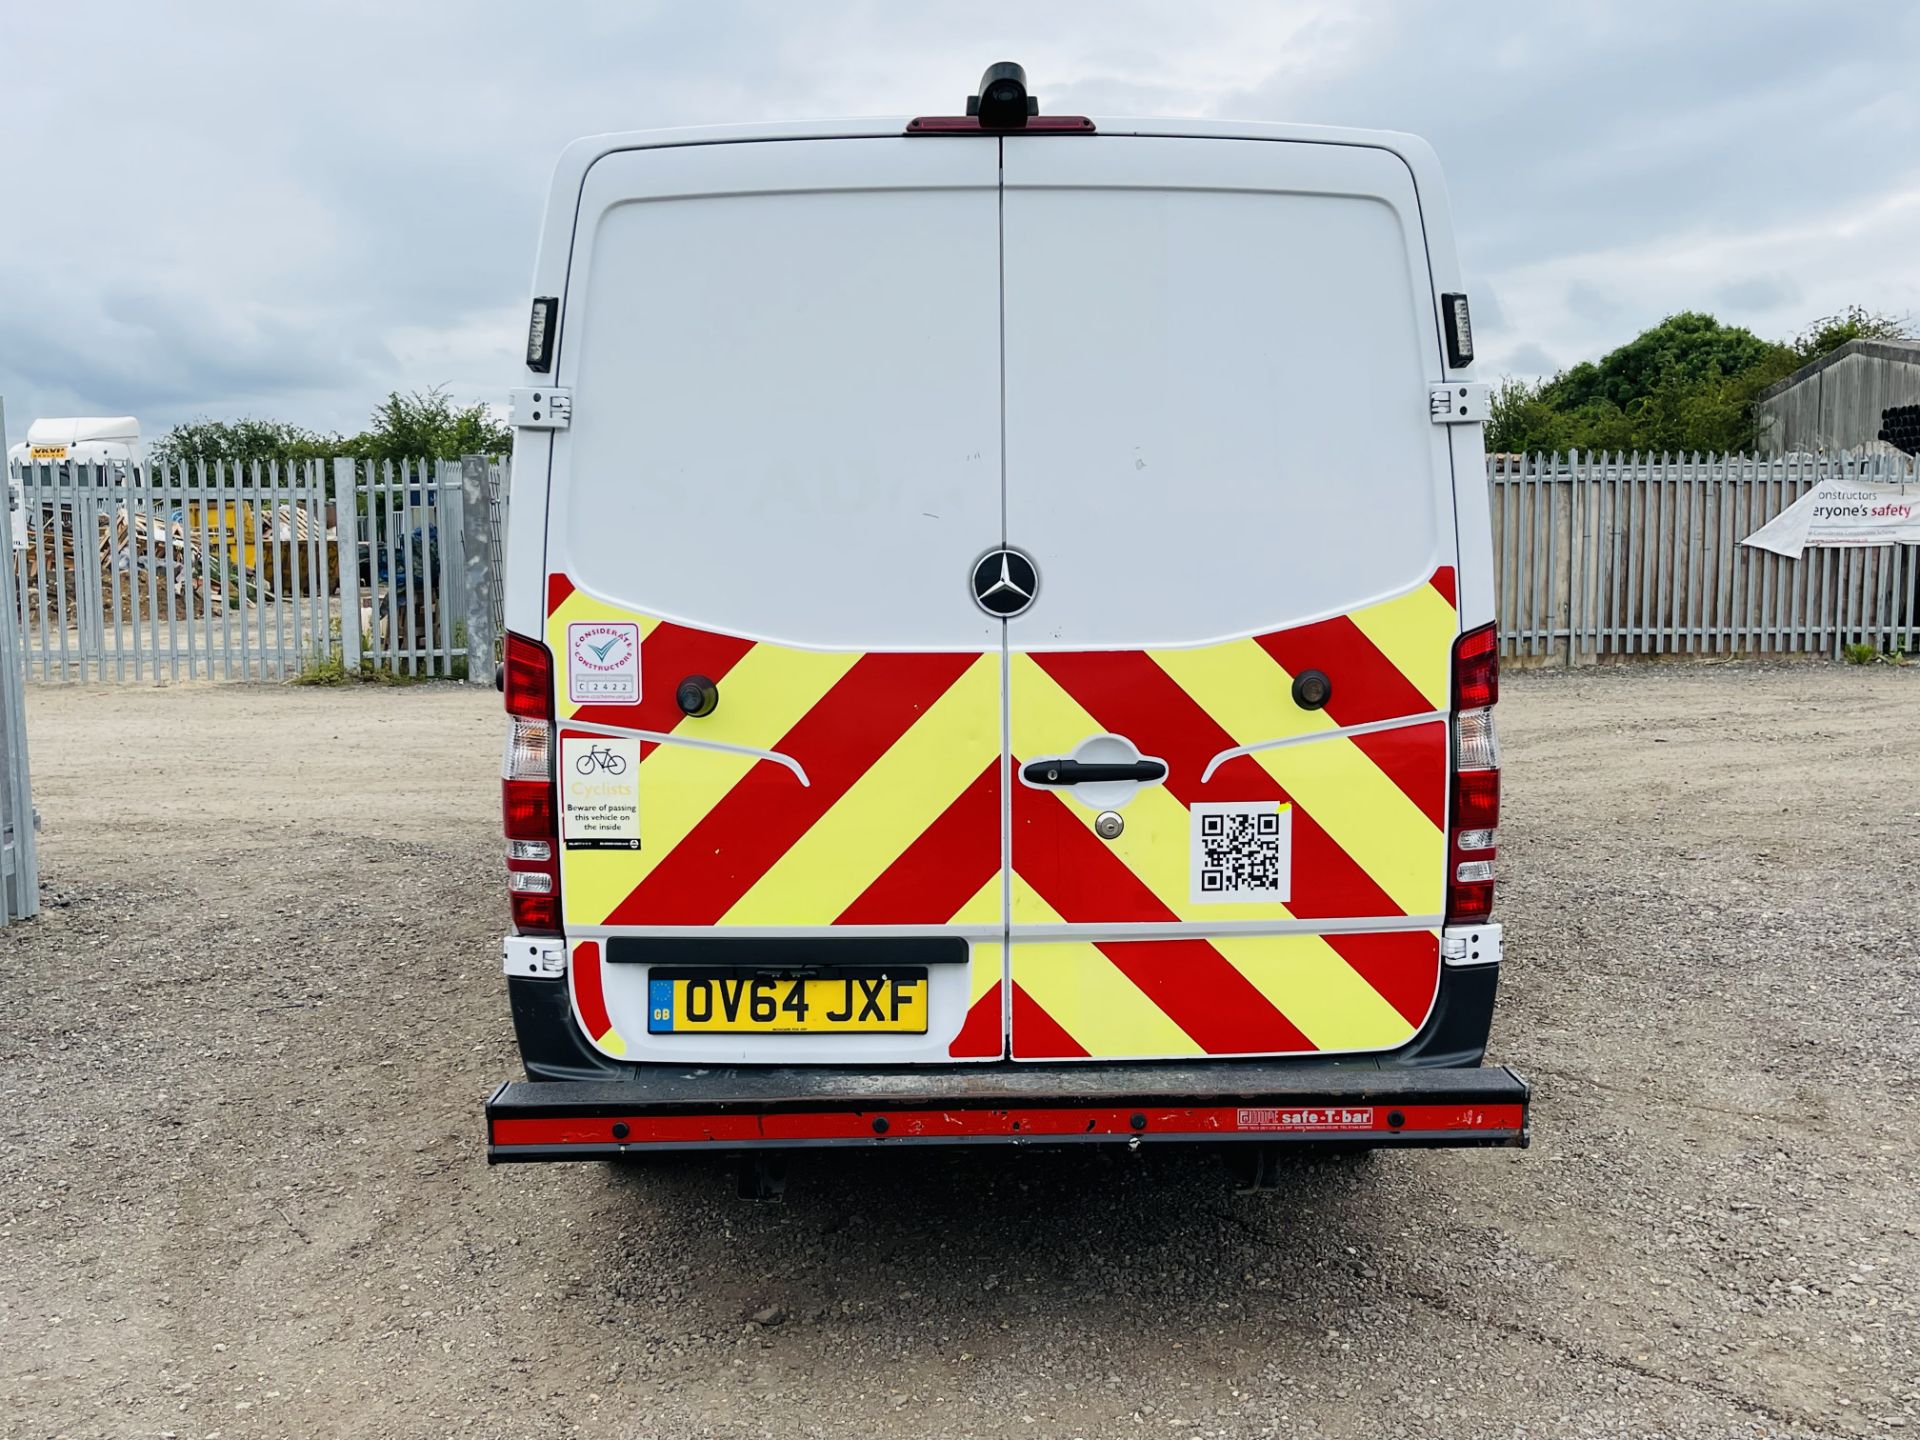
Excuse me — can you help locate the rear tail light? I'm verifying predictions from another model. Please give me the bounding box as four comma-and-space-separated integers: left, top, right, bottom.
1453, 621, 1498, 710
502, 632, 561, 936
506, 716, 550, 774
1454, 708, 1499, 771
1447, 623, 1500, 924
505, 633, 552, 721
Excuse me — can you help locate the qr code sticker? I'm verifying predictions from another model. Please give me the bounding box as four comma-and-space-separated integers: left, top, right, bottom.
1190, 802, 1291, 903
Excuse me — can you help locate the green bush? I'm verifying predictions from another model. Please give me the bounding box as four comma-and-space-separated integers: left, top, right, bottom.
155, 386, 508, 469
1487, 307, 1912, 457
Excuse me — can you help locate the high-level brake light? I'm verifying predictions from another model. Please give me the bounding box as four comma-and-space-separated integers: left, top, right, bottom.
907, 60, 1094, 135
906, 114, 1095, 135
502, 632, 562, 936
1447, 622, 1500, 924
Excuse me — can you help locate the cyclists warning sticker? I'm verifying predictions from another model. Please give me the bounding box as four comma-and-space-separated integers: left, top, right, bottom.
567, 622, 640, 705
560, 736, 641, 850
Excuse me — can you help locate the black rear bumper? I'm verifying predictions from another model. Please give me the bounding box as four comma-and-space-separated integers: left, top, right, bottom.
486, 1061, 1529, 1161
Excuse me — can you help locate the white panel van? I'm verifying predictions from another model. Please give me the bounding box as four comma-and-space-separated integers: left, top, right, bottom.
486, 66, 1527, 1190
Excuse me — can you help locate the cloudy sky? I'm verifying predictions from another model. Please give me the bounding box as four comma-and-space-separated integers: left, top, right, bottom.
5, 1, 1917, 439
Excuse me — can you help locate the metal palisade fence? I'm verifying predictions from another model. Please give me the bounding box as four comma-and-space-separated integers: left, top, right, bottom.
6, 449, 1917, 681
5, 455, 509, 684
1492, 450, 1920, 663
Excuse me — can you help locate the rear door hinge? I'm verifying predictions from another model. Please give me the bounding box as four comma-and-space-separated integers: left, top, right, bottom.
1429, 382, 1490, 425
510, 387, 571, 430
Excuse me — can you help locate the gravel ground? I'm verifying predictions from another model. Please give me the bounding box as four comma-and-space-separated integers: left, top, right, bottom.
2, 664, 1916, 1440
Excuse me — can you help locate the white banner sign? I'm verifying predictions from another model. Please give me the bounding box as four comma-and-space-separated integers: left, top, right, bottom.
1741, 478, 1920, 559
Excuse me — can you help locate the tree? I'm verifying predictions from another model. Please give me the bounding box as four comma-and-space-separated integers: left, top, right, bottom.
1487, 306, 1903, 456
342, 387, 511, 463
1541, 312, 1790, 413
152, 386, 511, 468
1791, 306, 1914, 364
150, 417, 337, 469
1488, 377, 1580, 456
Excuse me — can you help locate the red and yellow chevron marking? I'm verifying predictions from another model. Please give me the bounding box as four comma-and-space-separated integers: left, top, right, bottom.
1011, 569, 1455, 923
1008, 880, 1438, 1058
547, 567, 1456, 1062
1006, 567, 1456, 1058
569, 939, 627, 1058
544, 579, 1002, 933
947, 944, 1004, 1059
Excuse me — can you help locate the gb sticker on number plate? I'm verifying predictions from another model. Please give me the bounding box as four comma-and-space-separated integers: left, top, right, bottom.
568, 621, 639, 705
1190, 801, 1292, 903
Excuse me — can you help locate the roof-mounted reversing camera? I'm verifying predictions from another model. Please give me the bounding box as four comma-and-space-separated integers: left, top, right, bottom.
967, 61, 1039, 129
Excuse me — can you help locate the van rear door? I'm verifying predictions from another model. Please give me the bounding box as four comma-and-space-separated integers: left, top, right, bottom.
543, 138, 1007, 1065
1000, 135, 1458, 1061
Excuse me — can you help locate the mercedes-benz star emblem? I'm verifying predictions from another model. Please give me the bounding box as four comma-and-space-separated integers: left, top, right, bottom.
971, 547, 1038, 618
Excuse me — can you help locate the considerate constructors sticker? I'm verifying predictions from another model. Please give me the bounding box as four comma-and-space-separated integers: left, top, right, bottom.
568, 622, 639, 705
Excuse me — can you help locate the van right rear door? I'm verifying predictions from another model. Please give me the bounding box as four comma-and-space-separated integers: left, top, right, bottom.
1000, 134, 1459, 1062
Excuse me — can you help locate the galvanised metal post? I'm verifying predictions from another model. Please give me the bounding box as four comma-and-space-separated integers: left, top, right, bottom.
332, 457, 362, 673
460, 454, 497, 687
0, 396, 39, 923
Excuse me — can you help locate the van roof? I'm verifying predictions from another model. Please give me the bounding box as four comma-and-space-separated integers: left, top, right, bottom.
547, 116, 1444, 179
534, 117, 1461, 313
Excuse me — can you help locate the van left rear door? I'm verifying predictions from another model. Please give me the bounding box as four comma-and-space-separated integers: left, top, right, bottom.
543, 137, 1007, 1065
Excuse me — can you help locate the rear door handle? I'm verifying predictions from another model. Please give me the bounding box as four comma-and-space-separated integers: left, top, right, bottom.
1021, 758, 1167, 786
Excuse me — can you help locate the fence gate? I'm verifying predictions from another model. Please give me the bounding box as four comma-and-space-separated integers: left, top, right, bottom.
10, 458, 335, 682
334, 459, 472, 679
5, 454, 509, 683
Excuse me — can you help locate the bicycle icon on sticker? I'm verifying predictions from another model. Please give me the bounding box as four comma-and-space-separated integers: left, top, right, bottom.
574, 743, 629, 776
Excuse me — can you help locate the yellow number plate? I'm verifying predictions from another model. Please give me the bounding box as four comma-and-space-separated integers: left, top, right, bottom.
647, 971, 928, 1034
